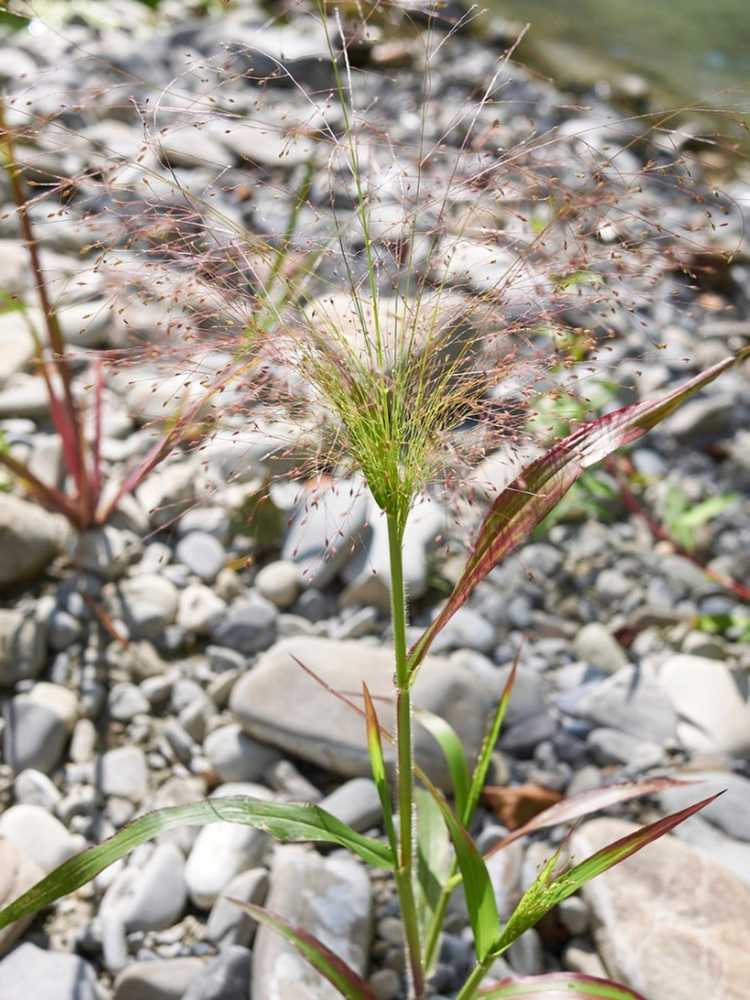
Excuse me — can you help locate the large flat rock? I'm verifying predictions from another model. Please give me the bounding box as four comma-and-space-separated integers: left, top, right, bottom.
657, 655, 750, 757
573, 818, 750, 1000
230, 637, 498, 789
252, 846, 371, 1000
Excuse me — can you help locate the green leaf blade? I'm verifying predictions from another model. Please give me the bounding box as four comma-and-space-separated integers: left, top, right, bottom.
429, 789, 501, 960
415, 709, 471, 820
0, 796, 394, 932
465, 654, 518, 825
415, 787, 454, 959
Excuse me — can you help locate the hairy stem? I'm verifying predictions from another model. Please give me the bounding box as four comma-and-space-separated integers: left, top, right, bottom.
387, 511, 424, 998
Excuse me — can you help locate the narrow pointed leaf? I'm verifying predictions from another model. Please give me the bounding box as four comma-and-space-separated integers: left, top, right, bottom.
0, 796, 394, 931
229, 901, 376, 1000
427, 786, 500, 960
483, 776, 696, 859
465, 653, 518, 825
415, 787, 454, 958
363, 684, 397, 853
89, 357, 105, 505
408, 349, 750, 673
479, 972, 649, 999
415, 709, 471, 820
494, 792, 719, 951
46, 379, 86, 503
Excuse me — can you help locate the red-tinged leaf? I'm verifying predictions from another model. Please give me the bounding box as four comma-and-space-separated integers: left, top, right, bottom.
494, 793, 720, 951
479, 972, 649, 999
42, 367, 85, 496
560, 791, 722, 888
362, 684, 397, 853
89, 358, 104, 506
227, 901, 376, 1000
407, 349, 750, 674
482, 776, 697, 860
0, 448, 84, 526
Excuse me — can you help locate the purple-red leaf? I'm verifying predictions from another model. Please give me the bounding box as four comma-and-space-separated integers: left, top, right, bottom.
227, 900, 376, 1000
89, 358, 105, 507
479, 972, 649, 999
483, 776, 696, 860
408, 348, 750, 673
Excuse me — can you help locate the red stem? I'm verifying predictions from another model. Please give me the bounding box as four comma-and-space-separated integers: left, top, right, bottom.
1, 101, 92, 523
607, 456, 750, 603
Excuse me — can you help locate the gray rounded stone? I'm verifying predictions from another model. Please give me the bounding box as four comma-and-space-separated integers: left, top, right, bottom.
230, 637, 497, 789
574, 622, 629, 673
47, 608, 83, 651
574, 819, 750, 1000
185, 785, 273, 909
0, 804, 82, 872
254, 560, 301, 609
108, 682, 150, 722
560, 665, 677, 744
96, 745, 149, 801
13, 768, 61, 811
74, 525, 140, 580
109, 574, 179, 640
0, 607, 47, 685
3, 696, 68, 774
0, 943, 97, 1000
182, 946, 251, 1000
176, 532, 227, 583
210, 593, 277, 656
0, 838, 44, 956
101, 842, 187, 933
658, 655, 750, 756
206, 867, 269, 949
204, 724, 280, 783
318, 778, 382, 832
178, 584, 226, 635
0, 494, 70, 589
114, 957, 205, 1000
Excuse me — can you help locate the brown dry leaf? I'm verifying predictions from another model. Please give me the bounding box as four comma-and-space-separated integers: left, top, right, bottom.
483, 784, 564, 831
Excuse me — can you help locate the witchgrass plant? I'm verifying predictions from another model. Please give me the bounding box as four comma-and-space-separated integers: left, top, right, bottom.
0, 3, 748, 998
